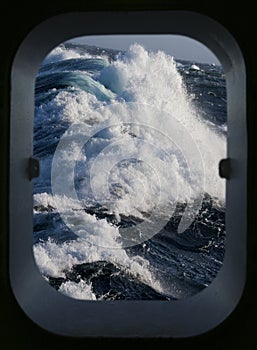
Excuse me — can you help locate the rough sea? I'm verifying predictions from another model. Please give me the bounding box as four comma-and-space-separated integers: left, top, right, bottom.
33, 42, 226, 301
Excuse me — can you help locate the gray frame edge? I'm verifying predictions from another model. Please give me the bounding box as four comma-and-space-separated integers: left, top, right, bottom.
10, 11, 246, 338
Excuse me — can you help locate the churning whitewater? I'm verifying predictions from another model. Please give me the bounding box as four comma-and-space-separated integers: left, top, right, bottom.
33, 42, 226, 300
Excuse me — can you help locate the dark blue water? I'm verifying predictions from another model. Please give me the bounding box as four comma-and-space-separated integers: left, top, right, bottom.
33, 42, 226, 300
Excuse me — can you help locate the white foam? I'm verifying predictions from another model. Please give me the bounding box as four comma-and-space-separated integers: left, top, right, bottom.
34, 192, 163, 294
190, 64, 201, 71
43, 44, 92, 65
34, 237, 163, 294
41, 44, 225, 211
34, 44, 226, 298
59, 280, 96, 300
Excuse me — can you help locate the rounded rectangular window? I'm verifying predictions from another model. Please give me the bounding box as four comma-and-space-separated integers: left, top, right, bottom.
10, 11, 246, 338
33, 36, 227, 302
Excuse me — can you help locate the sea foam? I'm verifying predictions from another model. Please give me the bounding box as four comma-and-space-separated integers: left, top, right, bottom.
33, 43, 226, 299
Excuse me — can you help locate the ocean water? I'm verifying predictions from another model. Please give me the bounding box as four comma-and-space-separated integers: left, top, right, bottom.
33, 42, 226, 300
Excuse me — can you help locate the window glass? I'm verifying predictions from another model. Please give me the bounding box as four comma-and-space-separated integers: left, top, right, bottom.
33, 35, 227, 301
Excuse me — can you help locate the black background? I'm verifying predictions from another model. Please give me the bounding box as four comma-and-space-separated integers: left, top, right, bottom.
0, 0, 256, 347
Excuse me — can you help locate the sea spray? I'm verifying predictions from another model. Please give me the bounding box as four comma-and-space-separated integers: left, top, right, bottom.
33, 43, 226, 300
